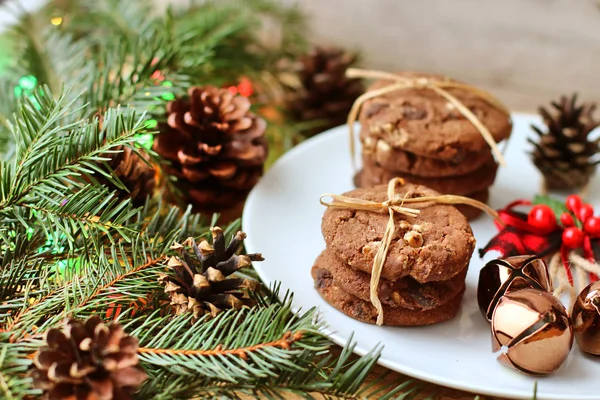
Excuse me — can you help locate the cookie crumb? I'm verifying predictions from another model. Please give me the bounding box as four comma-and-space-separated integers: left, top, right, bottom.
399, 220, 411, 230
361, 245, 372, 256
404, 231, 424, 248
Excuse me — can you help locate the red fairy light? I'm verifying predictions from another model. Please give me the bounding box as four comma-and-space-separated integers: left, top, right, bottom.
237, 77, 254, 97
151, 70, 165, 82
226, 77, 254, 97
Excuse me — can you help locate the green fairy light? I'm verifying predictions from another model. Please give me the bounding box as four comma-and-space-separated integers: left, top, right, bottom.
135, 133, 154, 150
161, 92, 175, 101
54, 257, 83, 280
15, 75, 41, 109
145, 119, 158, 129
161, 81, 173, 87
19, 75, 37, 90
38, 233, 67, 255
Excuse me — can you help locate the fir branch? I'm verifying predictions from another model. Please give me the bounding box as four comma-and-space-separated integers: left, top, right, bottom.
0, 335, 38, 399
3, 247, 165, 339
74, 254, 166, 313
138, 330, 304, 360
133, 302, 325, 383
20, 187, 138, 243
0, 89, 148, 246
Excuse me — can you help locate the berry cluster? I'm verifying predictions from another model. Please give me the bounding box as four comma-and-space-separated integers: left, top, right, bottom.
527, 195, 600, 249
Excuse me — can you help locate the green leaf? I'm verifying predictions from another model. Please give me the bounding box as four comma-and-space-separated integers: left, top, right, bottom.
532, 194, 570, 225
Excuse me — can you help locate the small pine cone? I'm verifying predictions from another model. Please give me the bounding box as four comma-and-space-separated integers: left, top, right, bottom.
153, 87, 268, 213
30, 316, 147, 400
284, 46, 364, 137
529, 94, 600, 190
102, 146, 156, 206
159, 226, 263, 320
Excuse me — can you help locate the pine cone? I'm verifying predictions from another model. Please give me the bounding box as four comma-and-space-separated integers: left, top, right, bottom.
153, 86, 268, 213
284, 46, 364, 136
31, 316, 147, 400
159, 226, 263, 320
529, 94, 600, 190
102, 146, 156, 206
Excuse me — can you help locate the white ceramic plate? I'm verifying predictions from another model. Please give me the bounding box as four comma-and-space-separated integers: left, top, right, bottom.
242, 113, 600, 400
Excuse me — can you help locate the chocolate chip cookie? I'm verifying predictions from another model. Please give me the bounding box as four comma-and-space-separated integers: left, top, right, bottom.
356, 157, 498, 195
358, 71, 512, 162
312, 265, 465, 326
315, 249, 467, 310
362, 135, 493, 178
321, 183, 476, 282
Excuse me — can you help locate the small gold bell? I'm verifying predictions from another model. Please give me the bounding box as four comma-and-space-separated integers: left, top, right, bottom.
478, 255, 552, 321
491, 288, 573, 375
572, 281, 600, 355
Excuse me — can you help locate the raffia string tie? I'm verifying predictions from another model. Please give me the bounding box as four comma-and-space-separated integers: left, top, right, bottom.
345, 68, 509, 169
551, 251, 600, 308
320, 178, 501, 326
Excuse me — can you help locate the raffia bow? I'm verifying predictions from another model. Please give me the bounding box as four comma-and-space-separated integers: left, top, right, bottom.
320, 178, 500, 325
345, 68, 510, 168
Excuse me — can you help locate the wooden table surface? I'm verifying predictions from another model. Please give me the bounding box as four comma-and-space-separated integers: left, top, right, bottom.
362, 362, 505, 400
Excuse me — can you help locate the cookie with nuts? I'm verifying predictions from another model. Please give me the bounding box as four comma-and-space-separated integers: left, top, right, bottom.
313, 249, 467, 311
312, 264, 465, 326
321, 183, 475, 282
355, 156, 497, 196
361, 136, 493, 178
358, 71, 512, 162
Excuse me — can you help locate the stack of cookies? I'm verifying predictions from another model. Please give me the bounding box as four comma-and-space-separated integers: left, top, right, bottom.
354, 72, 512, 220
312, 183, 476, 326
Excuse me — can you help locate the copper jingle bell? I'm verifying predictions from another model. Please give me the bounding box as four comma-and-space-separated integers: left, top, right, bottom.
478, 255, 552, 321
572, 281, 600, 355
491, 288, 573, 375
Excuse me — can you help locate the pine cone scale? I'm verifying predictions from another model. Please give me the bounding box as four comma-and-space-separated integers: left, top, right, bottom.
209, 162, 237, 179
87, 378, 114, 400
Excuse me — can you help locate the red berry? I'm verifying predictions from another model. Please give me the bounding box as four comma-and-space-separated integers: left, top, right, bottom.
584, 216, 600, 236
566, 195, 583, 213
578, 204, 595, 222
562, 226, 585, 249
527, 205, 558, 233
560, 212, 575, 227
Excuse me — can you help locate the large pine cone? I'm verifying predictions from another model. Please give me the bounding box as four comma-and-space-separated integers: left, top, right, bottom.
103, 146, 156, 206
159, 226, 262, 320
529, 94, 600, 190
284, 46, 364, 136
153, 86, 267, 212
31, 316, 147, 400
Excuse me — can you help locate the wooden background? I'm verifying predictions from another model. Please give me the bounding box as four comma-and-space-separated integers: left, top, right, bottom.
274, 0, 600, 112
8, 0, 600, 112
